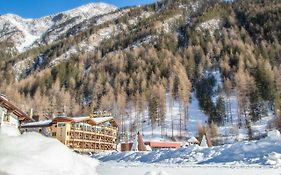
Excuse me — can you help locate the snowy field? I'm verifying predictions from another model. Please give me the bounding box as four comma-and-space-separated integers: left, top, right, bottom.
97, 163, 281, 175
94, 130, 281, 175
1, 126, 281, 175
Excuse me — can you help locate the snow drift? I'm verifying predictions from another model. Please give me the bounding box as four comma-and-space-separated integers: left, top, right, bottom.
0, 130, 99, 175
0, 125, 21, 137
94, 130, 281, 167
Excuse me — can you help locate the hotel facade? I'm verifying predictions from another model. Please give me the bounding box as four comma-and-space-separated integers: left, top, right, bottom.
21, 116, 118, 152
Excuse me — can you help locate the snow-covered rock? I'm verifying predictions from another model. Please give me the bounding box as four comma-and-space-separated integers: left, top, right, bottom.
196, 18, 221, 36
0, 131, 99, 175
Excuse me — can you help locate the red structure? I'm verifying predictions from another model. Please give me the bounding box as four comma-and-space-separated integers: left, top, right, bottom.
120, 132, 180, 151
144, 141, 181, 149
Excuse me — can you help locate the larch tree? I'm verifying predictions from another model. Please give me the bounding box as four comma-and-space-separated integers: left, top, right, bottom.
177, 64, 192, 137
157, 84, 166, 138
100, 85, 115, 111
117, 88, 127, 141
256, 59, 275, 104
273, 66, 281, 131
168, 75, 175, 138
235, 68, 256, 130
148, 93, 158, 136
223, 78, 233, 123
137, 92, 146, 133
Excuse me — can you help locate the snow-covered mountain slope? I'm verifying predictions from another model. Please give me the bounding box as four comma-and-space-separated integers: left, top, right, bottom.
0, 3, 117, 52
122, 70, 274, 144
129, 92, 208, 142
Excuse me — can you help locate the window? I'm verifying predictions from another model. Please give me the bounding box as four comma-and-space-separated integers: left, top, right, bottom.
58, 123, 66, 127
52, 132, 56, 137
3, 114, 10, 122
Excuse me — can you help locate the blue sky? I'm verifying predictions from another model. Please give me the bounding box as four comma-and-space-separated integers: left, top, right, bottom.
0, 0, 155, 18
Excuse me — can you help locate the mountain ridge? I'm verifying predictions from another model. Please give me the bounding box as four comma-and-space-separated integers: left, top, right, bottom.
0, 2, 118, 52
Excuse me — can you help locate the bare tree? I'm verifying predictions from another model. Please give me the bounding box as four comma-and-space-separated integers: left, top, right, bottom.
235, 68, 256, 128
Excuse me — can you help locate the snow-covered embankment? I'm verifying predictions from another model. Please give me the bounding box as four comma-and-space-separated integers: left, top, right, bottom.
94, 130, 281, 167
0, 127, 99, 175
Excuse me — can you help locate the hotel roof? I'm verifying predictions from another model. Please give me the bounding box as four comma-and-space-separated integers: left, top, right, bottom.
21, 116, 117, 128
0, 95, 31, 122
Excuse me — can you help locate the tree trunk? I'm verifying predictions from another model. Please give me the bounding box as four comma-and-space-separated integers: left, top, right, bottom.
179, 103, 182, 138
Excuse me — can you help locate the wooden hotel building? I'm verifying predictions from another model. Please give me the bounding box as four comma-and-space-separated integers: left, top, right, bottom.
21, 116, 118, 152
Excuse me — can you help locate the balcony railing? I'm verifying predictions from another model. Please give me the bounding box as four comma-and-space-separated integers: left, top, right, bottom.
70, 126, 117, 136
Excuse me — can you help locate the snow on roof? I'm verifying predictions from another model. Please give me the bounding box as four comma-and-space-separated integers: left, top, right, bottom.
68, 116, 114, 124
0, 95, 31, 121
21, 120, 52, 127
71, 116, 90, 122
188, 136, 199, 143
22, 116, 116, 128
92, 117, 113, 124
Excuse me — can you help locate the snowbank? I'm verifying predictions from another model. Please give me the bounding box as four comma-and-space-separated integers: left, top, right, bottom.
0, 131, 99, 175
267, 130, 281, 141
94, 130, 281, 167
97, 162, 281, 175
0, 125, 21, 136
144, 171, 169, 175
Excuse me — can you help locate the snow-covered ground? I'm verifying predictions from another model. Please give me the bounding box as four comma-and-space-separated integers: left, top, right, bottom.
95, 131, 281, 174
121, 89, 210, 143
0, 127, 99, 175
97, 163, 281, 175
211, 70, 275, 143
1, 126, 281, 175
94, 130, 281, 167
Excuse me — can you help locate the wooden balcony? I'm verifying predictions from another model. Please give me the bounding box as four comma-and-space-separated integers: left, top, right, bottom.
65, 126, 117, 152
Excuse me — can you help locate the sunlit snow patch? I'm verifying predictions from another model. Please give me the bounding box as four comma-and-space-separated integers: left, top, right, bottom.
0, 131, 99, 175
